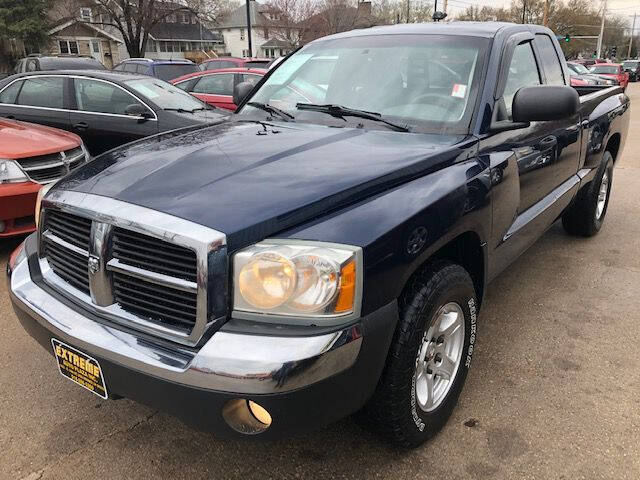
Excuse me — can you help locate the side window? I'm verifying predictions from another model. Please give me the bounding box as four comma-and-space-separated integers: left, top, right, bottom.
16, 77, 65, 108
503, 42, 541, 118
205, 60, 221, 70
174, 80, 191, 91
239, 74, 262, 87
74, 78, 144, 115
0, 80, 23, 104
220, 60, 237, 68
535, 34, 565, 85
123, 63, 138, 73
192, 73, 234, 95
113, 63, 124, 71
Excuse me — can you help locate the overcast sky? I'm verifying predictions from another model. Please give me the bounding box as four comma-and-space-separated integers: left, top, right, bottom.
445, 0, 640, 25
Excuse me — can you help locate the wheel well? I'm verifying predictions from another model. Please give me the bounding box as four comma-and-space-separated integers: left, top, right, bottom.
413, 232, 485, 306
606, 133, 621, 162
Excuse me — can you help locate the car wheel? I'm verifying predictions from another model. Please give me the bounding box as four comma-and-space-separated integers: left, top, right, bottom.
562, 151, 614, 237
362, 261, 478, 448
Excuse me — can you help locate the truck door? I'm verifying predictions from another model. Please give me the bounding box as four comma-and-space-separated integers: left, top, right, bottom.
481, 36, 581, 278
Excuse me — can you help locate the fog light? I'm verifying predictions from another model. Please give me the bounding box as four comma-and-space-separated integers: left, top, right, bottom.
222, 398, 272, 434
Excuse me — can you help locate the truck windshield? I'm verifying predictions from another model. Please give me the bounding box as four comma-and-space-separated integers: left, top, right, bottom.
237, 34, 489, 134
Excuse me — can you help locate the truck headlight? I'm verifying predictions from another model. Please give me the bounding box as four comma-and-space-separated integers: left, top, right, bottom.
34, 182, 56, 228
233, 241, 362, 318
0, 160, 28, 184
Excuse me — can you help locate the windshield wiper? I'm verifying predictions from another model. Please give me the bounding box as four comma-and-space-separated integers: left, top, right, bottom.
247, 102, 295, 122
164, 107, 203, 113
296, 103, 410, 132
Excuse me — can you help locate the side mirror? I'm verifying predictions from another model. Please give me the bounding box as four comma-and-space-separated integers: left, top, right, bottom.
233, 81, 254, 107
124, 103, 152, 121
512, 85, 579, 123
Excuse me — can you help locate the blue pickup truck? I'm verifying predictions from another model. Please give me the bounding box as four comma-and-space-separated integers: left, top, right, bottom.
8, 22, 629, 447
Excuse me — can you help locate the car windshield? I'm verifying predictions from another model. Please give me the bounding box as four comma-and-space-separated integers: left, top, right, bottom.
237, 34, 489, 134
570, 63, 589, 75
125, 77, 207, 110
590, 65, 620, 74
154, 64, 199, 81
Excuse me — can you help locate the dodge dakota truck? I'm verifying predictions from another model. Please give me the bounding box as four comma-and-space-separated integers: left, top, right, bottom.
7, 22, 629, 447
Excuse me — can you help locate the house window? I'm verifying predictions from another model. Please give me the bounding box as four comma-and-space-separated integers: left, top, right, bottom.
80, 8, 92, 21
181, 12, 190, 23
240, 28, 245, 40
166, 14, 176, 23
146, 40, 157, 52
242, 49, 249, 57
91, 40, 100, 54
59, 40, 79, 54
263, 28, 268, 38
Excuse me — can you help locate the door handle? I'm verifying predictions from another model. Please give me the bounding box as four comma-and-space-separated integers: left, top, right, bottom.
73, 122, 89, 131
580, 120, 590, 128
539, 136, 557, 150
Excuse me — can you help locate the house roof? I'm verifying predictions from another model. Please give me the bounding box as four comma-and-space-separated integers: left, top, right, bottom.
48, 18, 123, 43
260, 38, 292, 48
149, 21, 223, 42
216, 1, 273, 29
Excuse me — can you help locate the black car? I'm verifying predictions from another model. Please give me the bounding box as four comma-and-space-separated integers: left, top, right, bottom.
0, 71, 227, 154
113, 58, 199, 82
14, 55, 106, 74
622, 59, 640, 81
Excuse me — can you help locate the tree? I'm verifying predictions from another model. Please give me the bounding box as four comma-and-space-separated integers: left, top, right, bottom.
266, 0, 318, 47
89, 0, 194, 58
0, 0, 51, 52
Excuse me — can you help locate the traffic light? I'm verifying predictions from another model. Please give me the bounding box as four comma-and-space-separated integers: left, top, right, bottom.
611, 45, 618, 57
564, 34, 571, 43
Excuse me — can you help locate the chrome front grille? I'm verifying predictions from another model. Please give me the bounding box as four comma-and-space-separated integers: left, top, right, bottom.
16, 146, 86, 184
38, 191, 227, 346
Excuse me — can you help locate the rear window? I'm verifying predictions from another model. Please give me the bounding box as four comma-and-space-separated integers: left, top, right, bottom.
154, 64, 199, 81
244, 61, 270, 68
590, 65, 620, 74
39, 57, 106, 70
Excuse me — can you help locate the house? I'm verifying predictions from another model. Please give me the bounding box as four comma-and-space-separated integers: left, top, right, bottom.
215, 0, 296, 59
143, 8, 226, 60
47, 17, 123, 68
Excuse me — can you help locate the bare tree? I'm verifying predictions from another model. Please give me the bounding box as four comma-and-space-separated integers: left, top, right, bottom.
88, 0, 194, 58
266, 0, 318, 47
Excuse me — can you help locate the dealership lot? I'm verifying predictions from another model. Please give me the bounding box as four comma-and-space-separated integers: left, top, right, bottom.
1, 85, 639, 480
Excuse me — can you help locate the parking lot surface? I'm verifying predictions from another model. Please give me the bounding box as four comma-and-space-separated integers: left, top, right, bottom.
1, 85, 639, 480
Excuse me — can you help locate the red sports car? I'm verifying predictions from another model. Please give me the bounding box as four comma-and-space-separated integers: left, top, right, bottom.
172, 68, 266, 111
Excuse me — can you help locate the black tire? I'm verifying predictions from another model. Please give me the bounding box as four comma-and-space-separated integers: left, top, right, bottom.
362, 261, 478, 448
562, 151, 614, 237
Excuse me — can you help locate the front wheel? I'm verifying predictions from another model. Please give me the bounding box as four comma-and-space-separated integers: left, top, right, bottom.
362, 262, 478, 447
562, 151, 614, 237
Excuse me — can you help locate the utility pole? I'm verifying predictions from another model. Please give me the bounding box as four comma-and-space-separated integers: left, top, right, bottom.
597, 0, 607, 59
434, 0, 438, 22
628, 13, 637, 59
245, 0, 253, 57
522, 0, 526, 24
406, 0, 410, 23
543, 0, 550, 26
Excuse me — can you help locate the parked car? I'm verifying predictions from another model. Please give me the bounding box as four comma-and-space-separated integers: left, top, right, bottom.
172, 68, 266, 110
199, 57, 270, 71
14, 55, 105, 74
567, 62, 616, 86
0, 118, 87, 238
113, 58, 199, 81
622, 59, 640, 81
0, 71, 227, 155
8, 22, 629, 446
589, 63, 629, 89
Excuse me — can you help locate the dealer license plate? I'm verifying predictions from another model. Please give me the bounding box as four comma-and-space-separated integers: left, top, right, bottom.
51, 339, 108, 399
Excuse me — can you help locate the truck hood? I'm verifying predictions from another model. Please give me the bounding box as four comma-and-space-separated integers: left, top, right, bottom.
0, 118, 81, 158
59, 121, 473, 249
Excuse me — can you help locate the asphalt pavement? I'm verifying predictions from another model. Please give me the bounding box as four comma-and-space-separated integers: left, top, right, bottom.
1, 85, 639, 480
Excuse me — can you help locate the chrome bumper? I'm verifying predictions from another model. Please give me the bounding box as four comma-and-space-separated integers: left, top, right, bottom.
9, 255, 363, 395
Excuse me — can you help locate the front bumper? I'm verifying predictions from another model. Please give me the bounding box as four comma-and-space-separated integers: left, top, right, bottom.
0, 181, 40, 237
9, 235, 398, 438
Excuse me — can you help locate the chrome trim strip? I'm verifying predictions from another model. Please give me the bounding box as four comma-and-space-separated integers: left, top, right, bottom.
107, 258, 198, 293
21, 160, 66, 171
42, 230, 89, 257
89, 222, 114, 306
39, 189, 226, 346
10, 257, 362, 394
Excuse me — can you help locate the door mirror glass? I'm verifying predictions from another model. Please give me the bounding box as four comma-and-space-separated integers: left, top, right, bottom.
124, 103, 151, 117
233, 81, 254, 106
512, 85, 579, 122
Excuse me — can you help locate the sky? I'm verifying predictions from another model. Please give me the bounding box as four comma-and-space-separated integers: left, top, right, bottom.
444, 0, 640, 24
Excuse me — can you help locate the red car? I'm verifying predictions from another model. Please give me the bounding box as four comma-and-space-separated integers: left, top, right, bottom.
0, 118, 85, 237
172, 68, 266, 111
589, 63, 629, 89
198, 57, 271, 71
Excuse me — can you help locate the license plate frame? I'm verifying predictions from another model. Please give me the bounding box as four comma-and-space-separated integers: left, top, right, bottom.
51, 338, 108, 399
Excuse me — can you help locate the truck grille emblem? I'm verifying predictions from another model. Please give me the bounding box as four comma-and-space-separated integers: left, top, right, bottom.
88, 255, 100, 275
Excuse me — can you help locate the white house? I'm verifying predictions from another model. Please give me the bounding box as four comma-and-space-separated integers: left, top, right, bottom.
215, 0, 295, 59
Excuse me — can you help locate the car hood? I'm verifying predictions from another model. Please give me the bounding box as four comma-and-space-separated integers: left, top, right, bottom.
58, 121, 472, 249
0, 118, 81, 158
